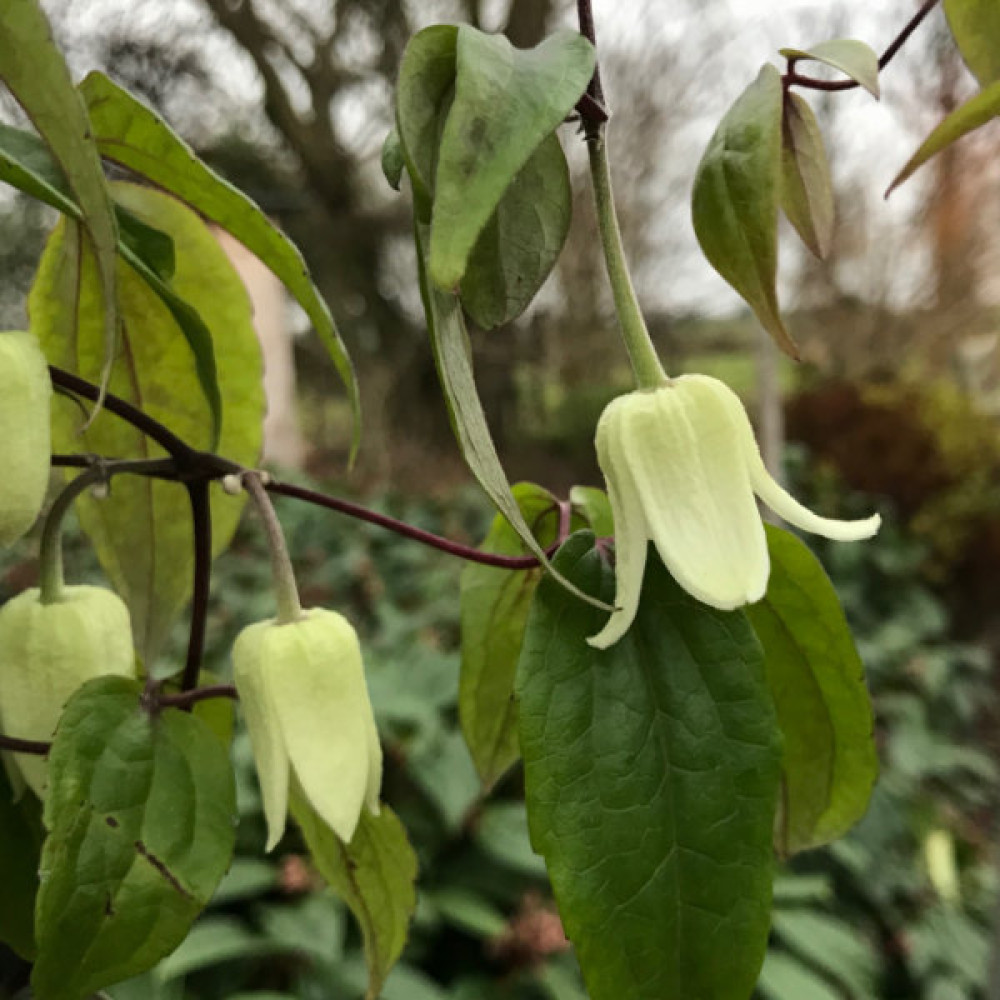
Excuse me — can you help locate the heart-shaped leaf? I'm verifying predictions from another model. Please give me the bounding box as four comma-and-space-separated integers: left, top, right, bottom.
429, 26, 593, 291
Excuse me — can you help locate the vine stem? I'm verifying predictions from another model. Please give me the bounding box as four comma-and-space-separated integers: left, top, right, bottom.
784, 0, 941, 92
180, 481, 213, 694
243, 472, 303, 624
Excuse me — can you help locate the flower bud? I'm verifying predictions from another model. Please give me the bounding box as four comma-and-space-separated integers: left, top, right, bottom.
0, 586, 136, 797
0, 332, 51, 547
233, 609, 382, 850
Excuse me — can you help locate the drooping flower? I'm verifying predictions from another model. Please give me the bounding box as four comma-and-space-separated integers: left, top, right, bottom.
233, 609, 382, 849
589, 374, 880, 648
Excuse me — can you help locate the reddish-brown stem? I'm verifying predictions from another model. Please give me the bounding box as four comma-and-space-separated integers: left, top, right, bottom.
0, 734, 49, 756
158, 684, 238, 710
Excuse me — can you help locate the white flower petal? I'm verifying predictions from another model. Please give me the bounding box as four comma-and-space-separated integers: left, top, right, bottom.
268, 610, 375, 845
363, 709, 383, 818
749, 461, 881, 542
233, 621, 291, 852
628, 379, 768, 610
588, 403, 650, 649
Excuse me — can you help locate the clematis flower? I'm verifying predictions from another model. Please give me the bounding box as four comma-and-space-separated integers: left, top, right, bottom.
589, 374, 880, 648
233, 608, 382, 849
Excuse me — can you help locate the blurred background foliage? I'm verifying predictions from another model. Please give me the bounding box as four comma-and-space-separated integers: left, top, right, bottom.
2, 0, 1000, 997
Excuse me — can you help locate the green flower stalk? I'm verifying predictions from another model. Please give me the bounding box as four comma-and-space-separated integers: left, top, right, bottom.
589, 374, 881, 648
233, 609, 382, 850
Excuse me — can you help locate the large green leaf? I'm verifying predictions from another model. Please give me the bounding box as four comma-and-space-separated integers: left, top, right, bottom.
460, 131, 572, 329
692, 65, 795, 358
746, 526, 877, 855
780, 40, 880, 98
459, 483, 558, 787
518, 535, 782, 1000
395, 25, 459, 218
780, 93, 834, 260
944, 0, 1000, 84
79, 71, 360, 460
0, 123, 225, 436
32, 676, 236, 1000
0, 765, 42, 959
30, 182, 263, 667
293, 798, 417, 1000
0, 0, 119, 395
428, 26, 594, 291
886, 78, 1000, 195
413, 219, 608, 612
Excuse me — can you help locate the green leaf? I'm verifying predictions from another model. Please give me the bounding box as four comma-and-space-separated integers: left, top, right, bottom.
32, 676, 236, 1000
475, 801, 546, 878
944, 0, 1000, 84
886, 78, 1000, 196
780, 40, 880, 98
0, 0, 119, 398
0, 765, 42, 959
757, 952, 842, 1000
780, 93, 834, 259
30, 182, 264, 667
116, 205, 175, 282
770, 910, 877, 996
460, 131, 572, 329
0, 123, 221, 440
428, 26, 594, 291
79, 71, 361, 461
381, 128, 406, 192
414, 219, 609, 612
155, 917, 269, 981
569, 485, 613, 538
459, 482, 558, 786
745, 526, 877, 855
692, 65, 796, 359
517, 534, 781, 1000
395, 24, 459, 218
293, 799, 417, 1000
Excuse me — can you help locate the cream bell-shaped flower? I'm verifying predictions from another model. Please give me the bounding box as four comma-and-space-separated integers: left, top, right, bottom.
233, 608, 382, 850
589, 374, 881, 649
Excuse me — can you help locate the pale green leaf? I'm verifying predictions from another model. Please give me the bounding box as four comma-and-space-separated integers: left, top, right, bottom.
30, 182, 264, 667
459, 482, 558, 787
0, 0, 119, 396
429, 27, 594, 291
887, 78, 1000, 195
781, 39, 880, 97
780, 92, 834, 259
692, 65, 796, 359
414, 220, 609, 612
32, 676, 236, 1000
395, 24, 459, 218
293, 799, 417, 1000
79, 71, 360, 460
944, 0, 1000, 84
518, 535, 781, 1000
758, 952, 842, 1000
746, 526, 877, 854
